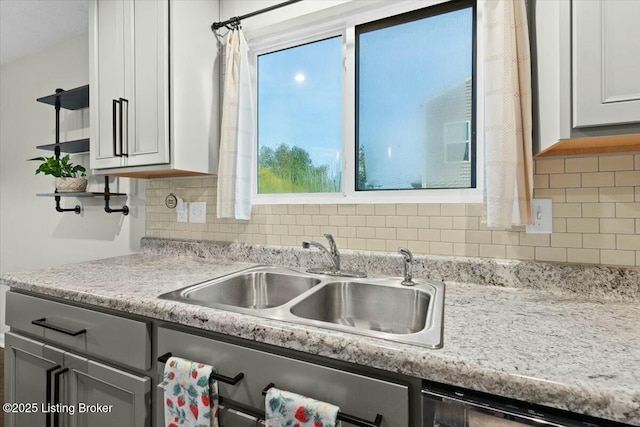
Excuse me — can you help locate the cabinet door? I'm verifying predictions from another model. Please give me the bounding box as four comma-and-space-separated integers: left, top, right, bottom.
90, 0, 169, 170
125, 0, 170, 167
62, 352, 150, 427
573, 0, 640, 127
89, 0, 127, 169
4, 332, 65, 427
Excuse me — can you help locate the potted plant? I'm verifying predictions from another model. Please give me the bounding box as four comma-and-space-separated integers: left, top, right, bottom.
29, 154, 88, 192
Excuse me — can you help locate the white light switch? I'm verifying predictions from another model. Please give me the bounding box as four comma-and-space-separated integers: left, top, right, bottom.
526, 198, 553, 234
189, 201, 207, 223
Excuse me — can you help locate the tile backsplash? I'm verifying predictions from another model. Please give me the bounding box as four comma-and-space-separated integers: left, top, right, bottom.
146, 154, 640, 267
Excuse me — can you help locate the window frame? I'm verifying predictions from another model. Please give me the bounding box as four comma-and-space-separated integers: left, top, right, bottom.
250, 0, 483, 205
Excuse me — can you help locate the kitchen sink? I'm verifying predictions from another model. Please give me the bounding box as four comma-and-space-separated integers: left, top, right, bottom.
159, 266, 445, 348
159, 266, 321, 309
289, 281, 430, 334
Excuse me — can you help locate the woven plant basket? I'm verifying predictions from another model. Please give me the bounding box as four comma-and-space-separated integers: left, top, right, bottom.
55, 177, 88, 193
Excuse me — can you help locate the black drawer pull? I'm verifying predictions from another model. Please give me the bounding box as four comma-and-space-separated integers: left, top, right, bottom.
31, 318, 87, 336
262, 383, 383, 427
157, 352, 244, 385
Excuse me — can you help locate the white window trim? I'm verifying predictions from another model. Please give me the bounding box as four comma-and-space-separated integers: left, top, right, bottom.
249, 0, 484, 205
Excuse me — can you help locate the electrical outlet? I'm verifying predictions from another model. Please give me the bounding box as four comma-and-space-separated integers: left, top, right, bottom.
176, 197, 188, 223
526, 198, 553, 234
189, 202, 206, 223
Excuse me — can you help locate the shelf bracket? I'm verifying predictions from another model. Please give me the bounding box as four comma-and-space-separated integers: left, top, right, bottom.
51, 90, 80, 215
103, 176, 129, 215
54, 195, 81, 215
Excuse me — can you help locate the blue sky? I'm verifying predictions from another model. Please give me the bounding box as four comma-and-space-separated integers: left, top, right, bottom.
257, 6, 472, 190
258, 36, 343, 182
358, 7, 472, 188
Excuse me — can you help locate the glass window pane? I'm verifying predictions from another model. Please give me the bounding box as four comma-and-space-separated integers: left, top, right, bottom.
357, 5, 474, 191
258, 37, 343, 194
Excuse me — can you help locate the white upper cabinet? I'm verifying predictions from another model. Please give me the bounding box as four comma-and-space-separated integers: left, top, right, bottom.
535, 0, 640, 154
572, 0, 640, 128
89, 0, 219, 178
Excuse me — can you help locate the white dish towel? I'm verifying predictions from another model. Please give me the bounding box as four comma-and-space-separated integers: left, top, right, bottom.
162, 356, 219, 427
265, 386, 340, 427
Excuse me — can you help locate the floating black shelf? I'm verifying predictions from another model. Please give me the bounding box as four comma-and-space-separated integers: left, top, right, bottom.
36, 192, 127, 198
35, 85, 128, 215
36, 138, 90, 154
37, 85, 89, 110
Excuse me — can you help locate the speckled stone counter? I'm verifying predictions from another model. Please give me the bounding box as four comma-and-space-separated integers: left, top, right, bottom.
2, 240, 639, 425
142, 238, 640, 302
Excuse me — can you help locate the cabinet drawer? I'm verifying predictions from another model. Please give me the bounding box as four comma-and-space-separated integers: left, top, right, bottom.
157, 327, 409, 426
6, 292, 151, 370
156, 384, 261, 427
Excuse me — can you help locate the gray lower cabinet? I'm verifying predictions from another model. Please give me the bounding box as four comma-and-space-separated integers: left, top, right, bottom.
62, 352, 150, 427
4, 332, 65, 427
5, 291, 415, 427
156, 327, 410, 427
5, 332, 151, 427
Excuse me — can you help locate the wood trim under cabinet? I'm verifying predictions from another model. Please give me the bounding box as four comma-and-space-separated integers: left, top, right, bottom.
101, 169, 212, 179
536, 134, 640, 158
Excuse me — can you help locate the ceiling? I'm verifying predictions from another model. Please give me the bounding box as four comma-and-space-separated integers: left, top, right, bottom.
0, 0, 88, 65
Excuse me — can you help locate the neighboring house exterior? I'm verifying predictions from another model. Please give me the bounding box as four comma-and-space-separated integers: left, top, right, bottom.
422, 77, 473, 189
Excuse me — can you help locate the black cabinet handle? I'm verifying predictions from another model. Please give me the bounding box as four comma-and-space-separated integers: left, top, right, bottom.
32, 318, 87, 336
45, 364, 61, 427
52, 368, 69, 427
262, 383, 383, 427
157, 352, 244, 385
119, 98, 129, 157
112, 99, 122, 157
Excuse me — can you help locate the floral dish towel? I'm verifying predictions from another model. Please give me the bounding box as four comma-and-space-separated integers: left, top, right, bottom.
265, 386, 340, 427
162, 356, 219, 427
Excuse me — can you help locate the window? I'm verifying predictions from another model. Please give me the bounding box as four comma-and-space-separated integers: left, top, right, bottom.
257, 37, 343, 194
253, 0, 477, 203
356, 3, 474, 191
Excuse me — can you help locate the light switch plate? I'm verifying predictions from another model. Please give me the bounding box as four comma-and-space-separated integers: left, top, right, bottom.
189, 202, 207, 223
526, 198, 553, 234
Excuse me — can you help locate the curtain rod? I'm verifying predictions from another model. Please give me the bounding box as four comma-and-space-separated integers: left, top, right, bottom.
211, 0, 304, 31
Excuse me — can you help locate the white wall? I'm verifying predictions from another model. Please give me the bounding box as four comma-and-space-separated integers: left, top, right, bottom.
220, 0, 387, 37
0, 33, 146, 342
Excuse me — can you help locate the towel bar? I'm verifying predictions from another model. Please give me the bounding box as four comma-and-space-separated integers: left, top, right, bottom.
261, 383, 383, 427
157, 352, 245, 385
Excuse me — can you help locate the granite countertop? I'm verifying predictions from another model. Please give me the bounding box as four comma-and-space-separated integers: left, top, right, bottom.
1, 243, 639, 425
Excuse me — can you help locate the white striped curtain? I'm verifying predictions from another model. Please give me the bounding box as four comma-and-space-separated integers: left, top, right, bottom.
217, 29, 254, 220
482, 0, 534, 228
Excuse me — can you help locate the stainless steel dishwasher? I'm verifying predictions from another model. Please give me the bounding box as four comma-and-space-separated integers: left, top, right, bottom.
422, 381, 633, 427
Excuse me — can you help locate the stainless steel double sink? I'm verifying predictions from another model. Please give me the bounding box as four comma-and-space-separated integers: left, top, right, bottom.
159, 266, 444, 348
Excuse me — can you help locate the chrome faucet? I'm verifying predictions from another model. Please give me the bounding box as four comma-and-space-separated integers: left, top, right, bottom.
302, 233, 340, 272
302, 234, 366, 278
398, 247, 415, 286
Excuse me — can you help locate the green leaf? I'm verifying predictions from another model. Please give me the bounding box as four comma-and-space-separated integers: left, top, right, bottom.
187, 385, 198, 398
27, 154, 86, 177
173, 383, 182, 396
268, 397, 280, 412
196, 376, 208, 388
